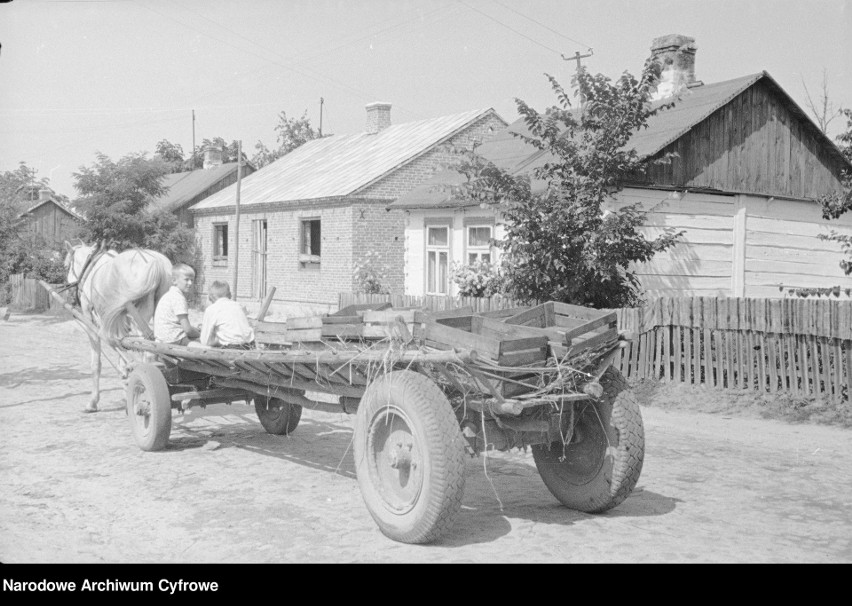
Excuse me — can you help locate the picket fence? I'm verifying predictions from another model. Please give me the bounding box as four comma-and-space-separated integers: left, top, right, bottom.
340, 292, 852, 401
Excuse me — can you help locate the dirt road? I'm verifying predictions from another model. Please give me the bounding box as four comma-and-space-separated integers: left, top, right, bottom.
1, 314, 850, 563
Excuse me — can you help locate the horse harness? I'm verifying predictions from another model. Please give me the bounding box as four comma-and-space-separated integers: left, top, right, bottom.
62, 244, 117, 307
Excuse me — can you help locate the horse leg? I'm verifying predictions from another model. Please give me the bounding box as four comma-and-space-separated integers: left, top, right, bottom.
84, 330, 102, 413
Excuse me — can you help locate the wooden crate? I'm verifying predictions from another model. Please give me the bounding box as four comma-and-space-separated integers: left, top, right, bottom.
361, 308, 424, 340
503, 301, 618, 360
422, 314, 549, 397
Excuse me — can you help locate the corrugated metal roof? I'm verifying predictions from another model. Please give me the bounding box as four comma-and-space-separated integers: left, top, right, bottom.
149, 163, 242, 213
190, 108, 497, 211
392, 72, 850, 209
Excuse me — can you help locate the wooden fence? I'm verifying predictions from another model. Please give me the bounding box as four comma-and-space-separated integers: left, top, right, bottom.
6, 274, 68, 312
339, 292, 852, 400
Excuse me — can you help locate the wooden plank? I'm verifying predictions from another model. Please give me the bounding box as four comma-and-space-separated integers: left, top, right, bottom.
807, 336, 818, 395
558, 312, 618, 340
767, 333, 778, 393
499, 335, 550, 354
504, 302, 550, 327
786, 334, 798, 395
833, 340, 843, 400
567, 327, 618, 357
255, 286, 277, 322
551, 301, 611, 322
497, 348, 548, 366
422, 321, 501, 359
746, 330, 755, 391
639, 331, 649, 380
691, 328, 700, 384
630, 331, 640, 379
714, 331, 724, 389
285, 328, 323, 342
799, 335, 810, 396
820, 339, 832, 399
846, 341, 852, 401
663, 325, 672, 381
255, 321, 289, 335
286, 316, 324, 330
703, 328, 713, 387
725, 329, 734, 389
654, 328, 664, 380
756, 332, 766, 392
320, 324, 364, 338
362, 309, 418, 324
322, 315, 362, 325
674, 325, 682, 383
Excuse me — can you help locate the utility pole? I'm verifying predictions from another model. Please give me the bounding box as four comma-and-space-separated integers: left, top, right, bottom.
191, 109, 196, 168
562, 49, 594, 106
319, 97, 324, 137
232, 140, 242, 302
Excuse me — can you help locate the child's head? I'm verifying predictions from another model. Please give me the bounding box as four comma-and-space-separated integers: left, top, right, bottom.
208, 280, 231, 303
171, 263, 196, 293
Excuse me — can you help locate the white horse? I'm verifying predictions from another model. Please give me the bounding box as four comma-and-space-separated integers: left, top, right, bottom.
64, 241, 173, 412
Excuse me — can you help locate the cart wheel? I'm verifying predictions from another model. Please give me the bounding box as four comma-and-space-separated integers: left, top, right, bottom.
125, 363, 172, 452
254, 395, 302, 435
532, 367, 644, 513
354, 370, 466, 544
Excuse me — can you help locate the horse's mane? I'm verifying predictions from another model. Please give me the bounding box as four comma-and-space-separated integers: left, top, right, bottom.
97, 249, 172, 344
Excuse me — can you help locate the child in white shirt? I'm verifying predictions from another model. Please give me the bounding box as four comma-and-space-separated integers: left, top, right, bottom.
200, 281, 255, 349
154, 264, 201, 346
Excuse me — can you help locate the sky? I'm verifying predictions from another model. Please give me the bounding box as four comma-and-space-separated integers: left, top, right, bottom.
1, 0, 850, 198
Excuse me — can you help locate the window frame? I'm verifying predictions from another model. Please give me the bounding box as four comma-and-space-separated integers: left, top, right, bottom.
212, 222, 229, 267
464, 222, 494, 266
299, 217, 322, 269
424, 218, 452, 295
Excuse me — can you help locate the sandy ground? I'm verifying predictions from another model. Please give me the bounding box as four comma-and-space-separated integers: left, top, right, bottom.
1, 313, 851, 563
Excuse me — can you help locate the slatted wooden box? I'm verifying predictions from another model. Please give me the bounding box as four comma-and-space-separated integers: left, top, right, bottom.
502, 301, 618, 361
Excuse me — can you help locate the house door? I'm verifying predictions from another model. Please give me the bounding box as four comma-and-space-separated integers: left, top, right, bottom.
251, 219, 268, 300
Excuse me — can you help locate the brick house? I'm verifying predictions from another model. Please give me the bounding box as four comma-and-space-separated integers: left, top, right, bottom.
393, 35, 852, 299
189, 103, 506, 315
148, 148, 256, 227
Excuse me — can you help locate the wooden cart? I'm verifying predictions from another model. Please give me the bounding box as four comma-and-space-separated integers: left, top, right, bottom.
40, 280, 643, 544
115, 302, 644, 545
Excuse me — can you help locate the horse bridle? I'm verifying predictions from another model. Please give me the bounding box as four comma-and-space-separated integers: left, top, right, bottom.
61, 242, 108, 307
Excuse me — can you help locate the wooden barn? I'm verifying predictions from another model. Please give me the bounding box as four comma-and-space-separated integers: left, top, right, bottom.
16, 187, 84, 247
393, 35, 852, 299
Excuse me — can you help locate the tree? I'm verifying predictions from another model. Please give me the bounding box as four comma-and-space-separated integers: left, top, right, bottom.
0, 163, 66, 289
73, 152, 195, 262
251, 110, 320, 168
154, 139, 186, 174
451, 61, 683, 308
801, 70, 845, 135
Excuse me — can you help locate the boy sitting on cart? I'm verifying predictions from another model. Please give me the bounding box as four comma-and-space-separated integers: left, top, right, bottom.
154, 263, 201, 346
199, 280, 255, 350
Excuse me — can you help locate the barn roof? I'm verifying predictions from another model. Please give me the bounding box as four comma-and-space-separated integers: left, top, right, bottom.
18, 197, 85, 222
149, 163, 244, 213
392, 72, 851, 209
190, 107, 500, 212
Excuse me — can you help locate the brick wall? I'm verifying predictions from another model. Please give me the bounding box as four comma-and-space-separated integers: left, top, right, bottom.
195, 201, 353, 308
351, 201, 405, 294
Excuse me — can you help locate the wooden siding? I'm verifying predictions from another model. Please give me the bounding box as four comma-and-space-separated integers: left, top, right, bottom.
610, 188, 736, 297
21, 202, 80, 246
642, 80, 847, 199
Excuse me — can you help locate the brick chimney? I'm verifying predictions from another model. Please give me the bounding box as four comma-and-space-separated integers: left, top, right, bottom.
365, 102, 392, 134
203, 146, 223, 170
649, 34, 703, 100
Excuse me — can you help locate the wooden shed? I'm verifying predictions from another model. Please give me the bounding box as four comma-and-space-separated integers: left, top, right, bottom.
16, 189, 84, 247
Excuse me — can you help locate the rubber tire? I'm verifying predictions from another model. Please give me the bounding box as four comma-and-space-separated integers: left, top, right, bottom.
532, 367, 644, 513
254, 396, 302, 435
354, 370, 466, 544
125, 363, 172, 452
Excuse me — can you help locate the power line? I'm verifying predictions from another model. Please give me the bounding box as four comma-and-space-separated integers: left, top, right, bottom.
455, 0, 562, 55
489, 0, 593, 51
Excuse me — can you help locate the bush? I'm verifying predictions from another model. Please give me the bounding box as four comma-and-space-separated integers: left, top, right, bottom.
451, 259, 505, 297
353, 251, 389, 294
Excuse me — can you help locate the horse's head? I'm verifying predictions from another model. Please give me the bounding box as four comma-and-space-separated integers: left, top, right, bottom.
64, 240, 96, 285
